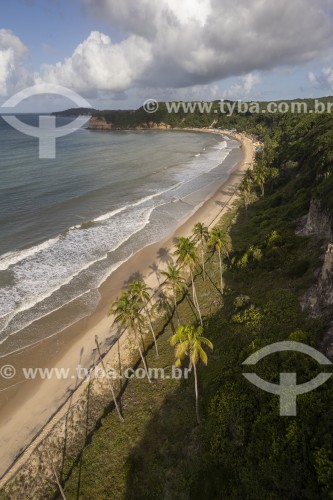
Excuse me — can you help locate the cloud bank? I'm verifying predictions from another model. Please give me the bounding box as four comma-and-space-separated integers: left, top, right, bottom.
2, 0, 333, 98
67, 0, 332, 92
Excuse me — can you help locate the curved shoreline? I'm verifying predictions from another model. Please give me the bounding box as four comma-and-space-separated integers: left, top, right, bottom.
0, 129, 254, 487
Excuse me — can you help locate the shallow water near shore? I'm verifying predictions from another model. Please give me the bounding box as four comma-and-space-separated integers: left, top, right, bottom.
0, 117, 240, 355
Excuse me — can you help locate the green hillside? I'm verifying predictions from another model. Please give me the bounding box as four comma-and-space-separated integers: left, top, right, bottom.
56, 112, 333, 499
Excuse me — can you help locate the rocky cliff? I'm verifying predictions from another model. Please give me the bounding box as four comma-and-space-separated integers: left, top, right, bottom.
299, 199, 333, 357
297, 198, 333, 240
88, 116, 172, 130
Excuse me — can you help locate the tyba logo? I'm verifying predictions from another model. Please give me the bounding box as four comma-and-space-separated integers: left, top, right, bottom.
1, 84, 92, 158
242, 341, 332, 416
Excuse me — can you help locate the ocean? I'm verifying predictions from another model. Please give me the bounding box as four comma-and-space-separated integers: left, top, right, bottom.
0, 115, 240, 355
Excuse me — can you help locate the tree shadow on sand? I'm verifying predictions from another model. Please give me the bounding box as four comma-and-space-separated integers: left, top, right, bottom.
157, 247, 173, 266
123, 271, 145, 288
148, 261, 161, 286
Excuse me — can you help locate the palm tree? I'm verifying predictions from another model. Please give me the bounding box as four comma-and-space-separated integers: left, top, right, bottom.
208, 228, 232, 294
160, 261, 187, 324
170, 325, 213, 424
239, 171, 252, 217
109, 292, 151, 383
192, 222, 209, 280
174, 237, 203, 326
95, 335, 124, 422
253, 163, 268, 197
47, 451, 67, 499
128, 279, 159, 357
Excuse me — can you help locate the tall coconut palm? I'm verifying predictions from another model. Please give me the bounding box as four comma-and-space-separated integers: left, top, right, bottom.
128, 279, 159, 357
109, 292, 151, 383
192, 222, 209, 280
208, 228, 232, 294
170, 325, 213, 424
160, 261, 187, 324
174, 237, 203, 326
47, 451, 67, 500
95, 335, 124, 422
253, 163, 268, 197
239, 171, 252, 217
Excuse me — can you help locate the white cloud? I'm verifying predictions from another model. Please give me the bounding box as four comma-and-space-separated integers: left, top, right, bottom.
223, 73, 261, 99
37, 31, 152, 93
308, 68, 333, 89
0, 29, 29, 97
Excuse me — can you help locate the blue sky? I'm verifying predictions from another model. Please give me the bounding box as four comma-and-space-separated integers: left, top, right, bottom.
1, 0, 333, 111
1, 0, 115, 68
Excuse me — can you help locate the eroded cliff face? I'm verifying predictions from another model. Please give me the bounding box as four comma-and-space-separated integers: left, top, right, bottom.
299, 199, 333, 357
301, 244, 333, 316
88, 116, 172, 130
297, 198, 333, 240
89, 116, 113, 129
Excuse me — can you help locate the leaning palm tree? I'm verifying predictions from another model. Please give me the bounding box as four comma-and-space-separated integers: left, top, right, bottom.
160, 261, 187, 324
174, 237, 203, 326
170, 325, 213, 424
128, 279, 159, 357
95, 335, 124, 422
47, 451, 67, 500
109, 292, 151, 383
208, 228, 232, 294
192, 222, 209, 280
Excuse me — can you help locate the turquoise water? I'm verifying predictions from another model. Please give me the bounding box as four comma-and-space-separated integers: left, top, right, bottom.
0, 116, 240, 353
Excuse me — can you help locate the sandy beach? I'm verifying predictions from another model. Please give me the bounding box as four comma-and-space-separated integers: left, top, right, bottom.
0, 129, 254, 484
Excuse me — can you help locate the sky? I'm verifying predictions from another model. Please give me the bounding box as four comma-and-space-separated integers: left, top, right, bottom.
1, 0, 333, 111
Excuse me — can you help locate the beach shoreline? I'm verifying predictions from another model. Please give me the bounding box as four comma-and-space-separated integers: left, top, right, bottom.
0, 129, 254, 485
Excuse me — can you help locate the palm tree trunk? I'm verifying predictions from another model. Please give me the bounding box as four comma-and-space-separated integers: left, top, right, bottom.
48, 451, 67, 500
173, 285, 180, 325
190, 268, 203, 326
95, 336, 124, 422
145, 306, 159, 357
193, 364, 201, 425
117, 338, 123, 413
134, 327, 151, 383
201, 244, 206, 281
218, 249, 223, 294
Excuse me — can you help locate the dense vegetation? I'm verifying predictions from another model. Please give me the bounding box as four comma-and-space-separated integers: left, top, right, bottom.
55, 96, 333, 133
53, 110, 333, 500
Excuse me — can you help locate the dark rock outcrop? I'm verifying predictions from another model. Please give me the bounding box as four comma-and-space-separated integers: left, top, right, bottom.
299, 199, 333, 358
